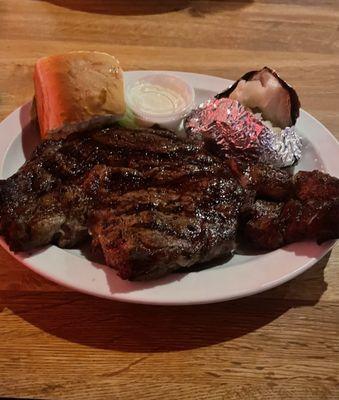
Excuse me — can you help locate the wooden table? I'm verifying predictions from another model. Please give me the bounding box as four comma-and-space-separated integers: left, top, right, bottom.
0, 1, 338, 399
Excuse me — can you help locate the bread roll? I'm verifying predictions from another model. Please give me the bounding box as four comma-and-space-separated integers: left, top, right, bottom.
33, 51, 125, 139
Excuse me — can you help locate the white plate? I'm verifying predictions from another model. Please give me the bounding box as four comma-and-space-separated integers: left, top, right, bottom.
0, 71, 338, 305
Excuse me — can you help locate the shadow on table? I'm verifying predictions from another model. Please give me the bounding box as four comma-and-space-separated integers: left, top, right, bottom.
39, 0, 254, 16
0, 253, 330, 353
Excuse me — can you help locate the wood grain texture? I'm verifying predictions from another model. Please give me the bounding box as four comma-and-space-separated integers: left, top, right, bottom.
0, 1, 338, 399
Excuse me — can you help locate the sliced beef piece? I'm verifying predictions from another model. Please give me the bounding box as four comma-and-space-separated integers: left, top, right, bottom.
282, 171, 339, 243
227, 159, 293, 201
242, 200, 284, 250
255, 166, 291, 200
293, 170, 339, 201
242, 164, 293, 200
242, 171, 339, 250
281, 198, 339, 244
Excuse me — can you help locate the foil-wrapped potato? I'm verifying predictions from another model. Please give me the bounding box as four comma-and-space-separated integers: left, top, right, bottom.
185, 67, 302, 167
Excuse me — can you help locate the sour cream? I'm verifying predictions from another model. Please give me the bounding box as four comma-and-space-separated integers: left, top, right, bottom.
125, 74, 195, 130
128, 82, 187, 115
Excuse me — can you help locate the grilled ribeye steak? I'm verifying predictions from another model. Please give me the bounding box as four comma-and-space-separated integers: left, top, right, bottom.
0, 126, 338, 280
0, 126, 245, 279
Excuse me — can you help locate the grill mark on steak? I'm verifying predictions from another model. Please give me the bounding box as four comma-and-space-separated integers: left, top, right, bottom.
0, 125, 338, 280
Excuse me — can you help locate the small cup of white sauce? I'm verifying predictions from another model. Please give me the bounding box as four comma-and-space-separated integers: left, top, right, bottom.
125, 74, 195, 130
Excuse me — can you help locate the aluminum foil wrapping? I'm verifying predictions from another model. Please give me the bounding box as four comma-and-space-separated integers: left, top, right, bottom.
184, 98, 302, 167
